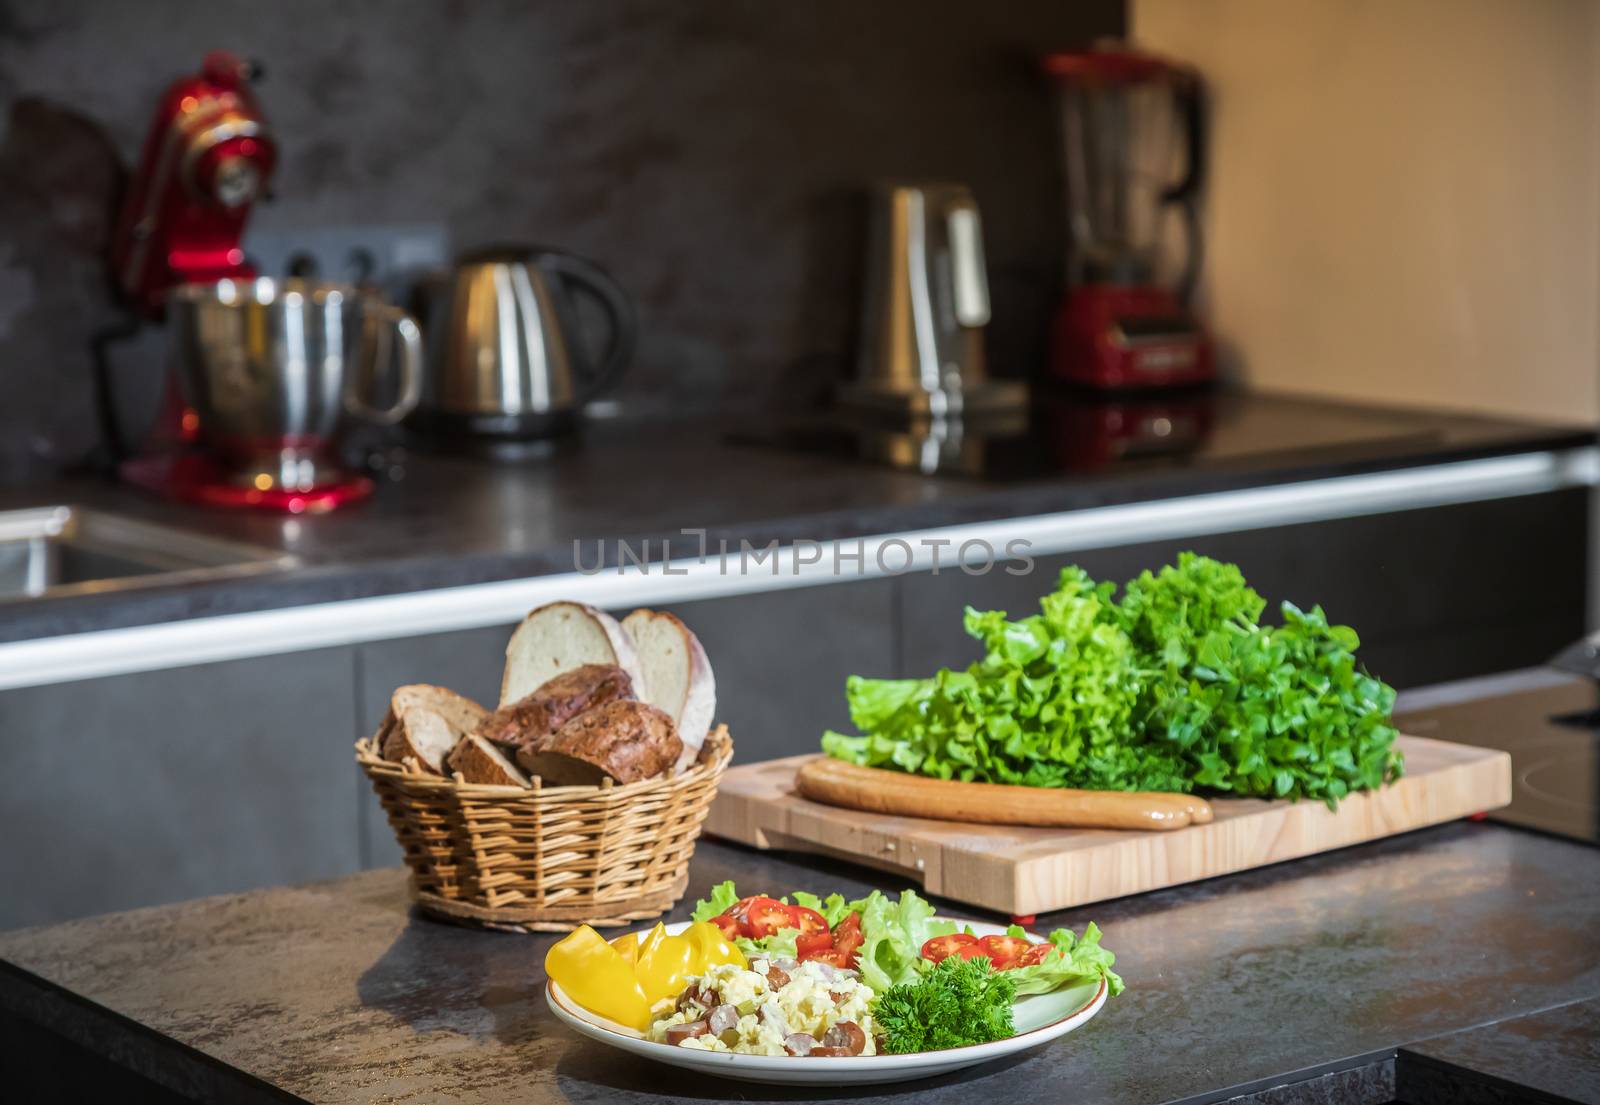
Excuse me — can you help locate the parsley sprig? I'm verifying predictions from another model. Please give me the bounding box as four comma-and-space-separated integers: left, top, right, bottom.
874, 955, 1016, 1054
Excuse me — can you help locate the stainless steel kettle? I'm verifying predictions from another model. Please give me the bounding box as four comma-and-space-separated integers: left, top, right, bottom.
844, 182, 1025, 418
414, 246, 635, 441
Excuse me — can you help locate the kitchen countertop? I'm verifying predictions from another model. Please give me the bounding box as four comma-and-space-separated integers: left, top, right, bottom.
2, 389, 1593, 645
1398, 995, 1600, 1104
3, 820, 1598, 1105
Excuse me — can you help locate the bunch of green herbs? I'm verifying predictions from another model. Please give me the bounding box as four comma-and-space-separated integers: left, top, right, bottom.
822, 553, 1402, 807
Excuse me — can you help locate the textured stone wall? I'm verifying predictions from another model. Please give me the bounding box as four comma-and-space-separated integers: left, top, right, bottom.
0, 0, 1120, 483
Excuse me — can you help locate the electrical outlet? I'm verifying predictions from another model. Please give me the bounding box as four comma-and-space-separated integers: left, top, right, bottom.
242, 222, 450, 296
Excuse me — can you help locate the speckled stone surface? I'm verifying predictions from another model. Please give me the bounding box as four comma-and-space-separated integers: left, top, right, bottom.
1398, 996, 1600, 1105
1219, 1060, 1395, 1105
2, 822, 1599, 1105
1, 391, 1592, 643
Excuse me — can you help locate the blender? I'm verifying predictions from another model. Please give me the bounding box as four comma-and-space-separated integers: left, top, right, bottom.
1044, 45, 1213, 390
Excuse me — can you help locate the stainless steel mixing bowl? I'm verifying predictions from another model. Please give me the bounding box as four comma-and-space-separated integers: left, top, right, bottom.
167, 278, 421, 490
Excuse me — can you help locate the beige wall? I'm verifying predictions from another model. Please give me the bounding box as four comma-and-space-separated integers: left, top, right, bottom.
1132, 0, 1600, 423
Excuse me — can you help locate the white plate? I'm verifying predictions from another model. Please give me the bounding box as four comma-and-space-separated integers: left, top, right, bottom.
545, 918, 1109, 1086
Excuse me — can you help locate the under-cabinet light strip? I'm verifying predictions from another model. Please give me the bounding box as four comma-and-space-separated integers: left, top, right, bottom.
0, 447, 1593, 690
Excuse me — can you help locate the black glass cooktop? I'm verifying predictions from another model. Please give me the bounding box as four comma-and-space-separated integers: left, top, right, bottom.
1397, 678, 1600, 845
729, 386, 1450, 481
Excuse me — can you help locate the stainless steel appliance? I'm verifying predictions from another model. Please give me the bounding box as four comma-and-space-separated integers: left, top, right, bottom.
844, 182, 1025, 418
161, 278, 421, 504
413, 246, 636, 443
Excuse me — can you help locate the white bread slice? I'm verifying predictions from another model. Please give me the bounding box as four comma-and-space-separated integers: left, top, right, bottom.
622, 609, 716, 773
381, 707, 456, 775
447, 732, 529, 786
381, 685, 488, 775
390, 684, 487, 736
499, 602, 645, 706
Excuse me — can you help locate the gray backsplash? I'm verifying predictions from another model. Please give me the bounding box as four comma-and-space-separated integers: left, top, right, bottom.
0, 0, 1120, 485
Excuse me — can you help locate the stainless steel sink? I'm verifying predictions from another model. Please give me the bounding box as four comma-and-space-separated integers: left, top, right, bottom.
0, 506, 297, 602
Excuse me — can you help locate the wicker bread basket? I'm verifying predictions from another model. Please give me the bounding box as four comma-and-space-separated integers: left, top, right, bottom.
356, 725, 732, 932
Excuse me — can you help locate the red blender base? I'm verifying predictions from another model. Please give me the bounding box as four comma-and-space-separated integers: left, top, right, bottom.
121, 453, 373, 514
1051, 285, 1214, 390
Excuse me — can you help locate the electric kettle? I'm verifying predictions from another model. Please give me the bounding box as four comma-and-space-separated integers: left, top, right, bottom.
844, 182, 1025, 418
413, 245, 636, 443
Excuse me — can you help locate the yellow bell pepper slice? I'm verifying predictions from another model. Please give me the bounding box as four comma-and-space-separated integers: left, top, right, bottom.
610, 931, 640, 966
545, 925, 651, 1031
633, 923, 697, 1007
683, 920, 747, 972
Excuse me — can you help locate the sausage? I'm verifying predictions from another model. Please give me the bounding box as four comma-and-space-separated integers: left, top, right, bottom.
821, 1021, 866, 1056
783, 1032, 817, 1056
676, 984, 715, 1013
707, 1004, 740, 1035
664, 1019, 710, 1046
796, 757, 1213, 831
765, 964, 791, 990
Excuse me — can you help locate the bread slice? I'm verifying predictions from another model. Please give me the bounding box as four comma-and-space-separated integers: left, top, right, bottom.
380, 684, 489, 775
390, 684, 487, 736
500, 602, 645, 707
447, 732, 529, 786
622, 609, 716, 773
381, 706, 457, 775
516, 699, 682, 786
477, 663, 636, 751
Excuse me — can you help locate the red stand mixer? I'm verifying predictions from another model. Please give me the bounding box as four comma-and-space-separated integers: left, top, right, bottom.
110, 50, 275, 314
100, 51, 418, 513
1043, 45, 1214, 391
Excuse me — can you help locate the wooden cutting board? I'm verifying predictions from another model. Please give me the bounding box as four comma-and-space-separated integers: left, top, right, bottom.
704, 735, 1510, 917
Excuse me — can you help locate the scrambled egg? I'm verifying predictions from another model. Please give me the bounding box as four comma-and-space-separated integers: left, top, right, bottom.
648, 958, 878, 1056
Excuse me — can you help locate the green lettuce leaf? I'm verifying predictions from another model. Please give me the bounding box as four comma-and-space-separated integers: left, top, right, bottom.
844, 888, 956, 992
1007, 921, 1126, 997
790, 890, 853, 927
689, 880, 739, 923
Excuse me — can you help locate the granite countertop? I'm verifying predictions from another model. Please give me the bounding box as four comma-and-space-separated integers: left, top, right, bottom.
2, 389, 1592, 644
2, 821, 1599, 1105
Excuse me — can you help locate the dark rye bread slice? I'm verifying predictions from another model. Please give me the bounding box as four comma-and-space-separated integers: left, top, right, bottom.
516, 699, 682, 786
476, 664, 636, 752
447, 732, 530, 786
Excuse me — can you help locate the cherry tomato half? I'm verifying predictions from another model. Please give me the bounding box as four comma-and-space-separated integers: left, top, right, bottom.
977, 934, 1032, 970
708, 913, 741, 942
791, 906, 828, 937
831, 911, 864, 967
725, 895, 762, 923
802, 947, 852, 969
1012, 943, 1054, 969
920, 932, 979, 963
796, 930, 835, 959
740, 896, 798, 939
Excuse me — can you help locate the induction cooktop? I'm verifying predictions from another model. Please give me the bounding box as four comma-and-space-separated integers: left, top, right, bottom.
1396, 676, 1600, 845
727, 387, 1443, 481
